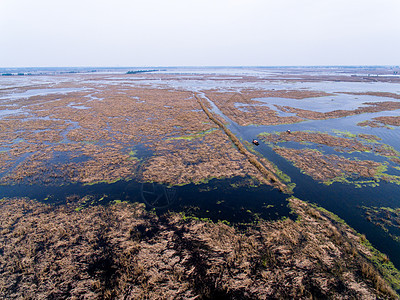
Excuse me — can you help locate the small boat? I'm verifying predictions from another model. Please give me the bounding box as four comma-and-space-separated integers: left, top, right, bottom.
252, 139, 259, 146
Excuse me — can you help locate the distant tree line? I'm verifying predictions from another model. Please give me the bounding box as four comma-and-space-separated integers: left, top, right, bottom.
1, 73, 33, 76
126, 70, 159, 75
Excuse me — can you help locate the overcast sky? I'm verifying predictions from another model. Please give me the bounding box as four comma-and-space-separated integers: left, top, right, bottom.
0, 0, 399, 67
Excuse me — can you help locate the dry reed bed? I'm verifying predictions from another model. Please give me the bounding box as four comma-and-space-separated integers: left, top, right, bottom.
205, 88, 400, 126
195, 94, 288, 192
204, 89, 317, 126
261, 131, 399, 158
358, 116, 400, 128
2, 74, 398, 186
277, 101, 400, 120
260, 131, 400, 184
342, 92, 400, 100
0, 197, 396, 299
0, 81, 276, 186
274, 147, 382, 182
141, 130, 266, 186
264, 131, 374, 151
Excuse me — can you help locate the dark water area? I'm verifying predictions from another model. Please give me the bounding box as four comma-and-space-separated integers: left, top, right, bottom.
296, 180, 400, 267
0, 176, 292, 225
225, 114, 400, 267
174, 179, 291, 223
246, 134, 400, 266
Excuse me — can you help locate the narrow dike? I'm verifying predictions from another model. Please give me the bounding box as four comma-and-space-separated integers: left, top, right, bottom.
195, 94, 291, 194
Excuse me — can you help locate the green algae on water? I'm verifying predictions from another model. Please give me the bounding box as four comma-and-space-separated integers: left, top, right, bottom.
168, 128, 217, 141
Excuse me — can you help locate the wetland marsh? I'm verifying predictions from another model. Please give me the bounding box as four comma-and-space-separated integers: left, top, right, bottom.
1, 66, 400, 298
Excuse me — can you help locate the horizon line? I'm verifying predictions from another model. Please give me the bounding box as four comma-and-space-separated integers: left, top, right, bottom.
1, 65, 399, 69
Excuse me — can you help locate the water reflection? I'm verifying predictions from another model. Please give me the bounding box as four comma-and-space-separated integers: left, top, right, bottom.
141, 182, 177, 209
0, 175, 291, 223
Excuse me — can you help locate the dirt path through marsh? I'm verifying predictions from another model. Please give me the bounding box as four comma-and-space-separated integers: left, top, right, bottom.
195, 93, 290, 193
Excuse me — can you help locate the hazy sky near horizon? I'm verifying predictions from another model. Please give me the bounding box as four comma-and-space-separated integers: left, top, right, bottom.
1, 0, 399, 67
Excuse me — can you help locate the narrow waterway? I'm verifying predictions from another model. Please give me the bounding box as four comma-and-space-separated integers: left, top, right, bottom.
199, 93, 400, 268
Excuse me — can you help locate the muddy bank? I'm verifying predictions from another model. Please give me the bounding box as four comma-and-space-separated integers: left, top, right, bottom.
0, 197, 398, 299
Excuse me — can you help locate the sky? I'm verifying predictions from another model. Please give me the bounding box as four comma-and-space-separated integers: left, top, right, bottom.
0, 0, 399, 67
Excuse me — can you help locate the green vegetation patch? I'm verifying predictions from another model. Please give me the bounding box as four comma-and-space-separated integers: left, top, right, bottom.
357, 133, 382, 143
332, 129, 358, 138
323, 161, 400, 187
83, 178, 123, 186
128, 149, 140, 161
168, 128, 217, 141
360, 235, 400, 291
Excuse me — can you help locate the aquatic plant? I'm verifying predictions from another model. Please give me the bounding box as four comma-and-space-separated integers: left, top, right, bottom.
167, 128, 217, 141
362, 205, 400, 247
332, 129, 358, 138
259, 130, 400, 187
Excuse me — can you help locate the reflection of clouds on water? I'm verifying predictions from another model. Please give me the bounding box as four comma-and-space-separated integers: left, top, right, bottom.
84, 93, 104, 102
0, 108, 25, 119
67, 102, 90, 110
286, 81, 400, 94
234, 102, 297, 117
0, 88, 88, 101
